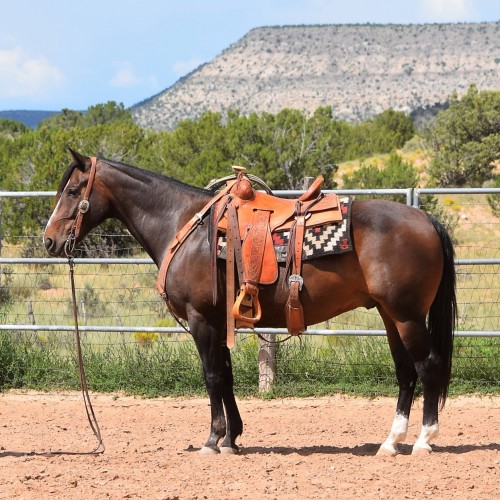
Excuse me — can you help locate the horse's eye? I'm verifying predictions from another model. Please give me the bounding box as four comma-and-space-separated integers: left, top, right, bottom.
67, 187, 79, 197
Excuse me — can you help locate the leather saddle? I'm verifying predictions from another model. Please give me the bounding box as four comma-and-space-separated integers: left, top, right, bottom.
212, 168, 343, 347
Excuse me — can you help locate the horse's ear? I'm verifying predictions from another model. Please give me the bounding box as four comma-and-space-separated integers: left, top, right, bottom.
68, 147, 91, 172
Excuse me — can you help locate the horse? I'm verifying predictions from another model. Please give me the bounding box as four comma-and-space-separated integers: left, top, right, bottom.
43, 149, 456, 456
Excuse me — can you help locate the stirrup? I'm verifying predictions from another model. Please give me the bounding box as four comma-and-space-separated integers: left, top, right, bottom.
232, 283, 262, 324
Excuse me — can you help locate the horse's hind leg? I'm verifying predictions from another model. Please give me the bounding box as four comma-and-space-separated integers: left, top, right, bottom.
395, 318, 442, 455
377, 306, 418, 456
412, 350, 441, 454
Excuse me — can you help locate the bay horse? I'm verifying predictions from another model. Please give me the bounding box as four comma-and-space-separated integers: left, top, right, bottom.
43, 149, 456, 456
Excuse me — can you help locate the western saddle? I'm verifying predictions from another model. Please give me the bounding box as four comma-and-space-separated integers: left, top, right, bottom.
156, 167, 342, 348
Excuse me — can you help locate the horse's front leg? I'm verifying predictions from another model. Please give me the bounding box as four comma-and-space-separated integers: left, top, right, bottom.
219, 343, 243, 454
189, 313, 242, 454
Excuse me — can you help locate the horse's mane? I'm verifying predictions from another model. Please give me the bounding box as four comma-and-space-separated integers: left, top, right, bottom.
56, 156, 210, 200
103, 158, 208, 197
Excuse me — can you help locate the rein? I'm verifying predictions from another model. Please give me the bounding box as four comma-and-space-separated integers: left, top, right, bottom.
257, 332, 293, 345
57, 156, 105, 455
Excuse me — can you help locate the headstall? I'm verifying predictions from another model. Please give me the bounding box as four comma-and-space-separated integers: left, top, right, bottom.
64, 156, 97, 257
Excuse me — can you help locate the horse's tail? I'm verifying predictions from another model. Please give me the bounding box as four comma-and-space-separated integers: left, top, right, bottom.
428, 215, 457, 408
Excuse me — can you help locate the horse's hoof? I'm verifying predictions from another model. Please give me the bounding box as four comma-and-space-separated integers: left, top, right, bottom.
376, 444, 397, 457
220, 446, 239, 455
412, 445, 432, 456
199, 446, 220, 455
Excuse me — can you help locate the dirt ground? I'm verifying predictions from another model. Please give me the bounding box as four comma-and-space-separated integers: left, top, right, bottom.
0, 392, 498, 499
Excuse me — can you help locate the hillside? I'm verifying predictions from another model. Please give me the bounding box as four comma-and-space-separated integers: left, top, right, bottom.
132, 22, 500, 131
0, 110, 58, 128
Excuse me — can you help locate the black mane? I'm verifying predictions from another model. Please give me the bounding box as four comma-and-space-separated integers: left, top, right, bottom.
102, 158, 209, 197
56, 156, 211, 201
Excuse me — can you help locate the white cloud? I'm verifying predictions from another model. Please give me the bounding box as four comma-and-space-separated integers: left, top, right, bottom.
420, 0, 472, 21
173, 58, 204, 77
109, 63, 141, 88
0, 47, 65, 99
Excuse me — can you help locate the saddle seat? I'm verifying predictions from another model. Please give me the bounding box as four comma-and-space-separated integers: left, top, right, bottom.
212, 168, 343, 347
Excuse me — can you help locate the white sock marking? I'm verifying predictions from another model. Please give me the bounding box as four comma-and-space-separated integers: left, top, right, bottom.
413, 423, 439, 452
379, 413, 409, 455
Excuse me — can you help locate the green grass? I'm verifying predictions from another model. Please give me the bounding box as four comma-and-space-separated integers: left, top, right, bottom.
1, 331, 498, 397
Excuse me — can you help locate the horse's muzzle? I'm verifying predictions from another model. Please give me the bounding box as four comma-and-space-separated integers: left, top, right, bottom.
44, 236, 62, 257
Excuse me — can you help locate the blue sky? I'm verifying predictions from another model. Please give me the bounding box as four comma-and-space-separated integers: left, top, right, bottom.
1, 0, 499, 111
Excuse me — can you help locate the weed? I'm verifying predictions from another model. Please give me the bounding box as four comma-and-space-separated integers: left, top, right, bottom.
134, 332, 159, 348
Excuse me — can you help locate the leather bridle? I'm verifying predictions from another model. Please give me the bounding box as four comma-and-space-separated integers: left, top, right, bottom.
64, 156, 97, 257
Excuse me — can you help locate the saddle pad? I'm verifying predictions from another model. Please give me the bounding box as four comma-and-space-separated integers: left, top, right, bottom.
217, 197, 352, 262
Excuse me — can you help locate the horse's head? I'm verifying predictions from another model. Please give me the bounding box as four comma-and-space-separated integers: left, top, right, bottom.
44, 148, 105, 257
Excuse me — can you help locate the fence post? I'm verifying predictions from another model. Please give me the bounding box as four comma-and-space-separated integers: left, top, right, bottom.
27, 301, 35, 325
258, 335, 276, 392
257, 177, 315, 392
413, 188, 421, 209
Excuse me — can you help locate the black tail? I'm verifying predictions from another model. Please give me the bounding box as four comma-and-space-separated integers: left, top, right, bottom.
428, 215, 457, 408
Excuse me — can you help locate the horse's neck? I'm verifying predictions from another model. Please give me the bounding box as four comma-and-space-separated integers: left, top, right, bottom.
101, 162, 209, 265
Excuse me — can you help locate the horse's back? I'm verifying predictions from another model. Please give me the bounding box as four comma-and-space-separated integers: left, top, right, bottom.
351, 199, 444, 318
351, 199, 442, 265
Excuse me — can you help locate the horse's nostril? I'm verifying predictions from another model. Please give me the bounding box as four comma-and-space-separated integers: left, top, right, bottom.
44, 237, 53, 250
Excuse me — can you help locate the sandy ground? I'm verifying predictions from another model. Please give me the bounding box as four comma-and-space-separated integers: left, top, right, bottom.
0, 391, 498, 499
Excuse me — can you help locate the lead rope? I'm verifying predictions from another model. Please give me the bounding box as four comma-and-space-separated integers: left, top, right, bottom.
66, 255, 105, 455
32, 156, 104, 456
29, 252, 105, 456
